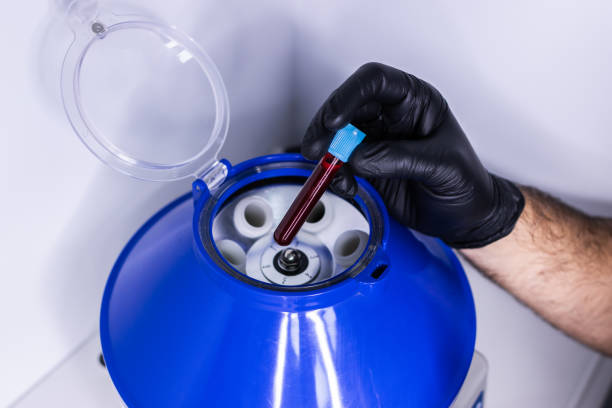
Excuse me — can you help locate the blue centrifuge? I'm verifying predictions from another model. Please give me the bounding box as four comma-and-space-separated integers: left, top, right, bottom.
57, 1, 486, 406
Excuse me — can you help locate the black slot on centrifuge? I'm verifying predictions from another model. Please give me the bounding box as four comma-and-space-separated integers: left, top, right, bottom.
371, 264, 388, 280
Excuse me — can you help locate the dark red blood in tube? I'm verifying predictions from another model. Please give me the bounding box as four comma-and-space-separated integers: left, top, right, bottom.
274, 153, 343, 245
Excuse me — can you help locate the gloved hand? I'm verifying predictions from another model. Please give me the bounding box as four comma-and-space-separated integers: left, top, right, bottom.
302, 62, 524, 248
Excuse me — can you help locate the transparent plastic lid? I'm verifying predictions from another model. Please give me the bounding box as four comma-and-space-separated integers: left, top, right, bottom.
59, 0, 230, 181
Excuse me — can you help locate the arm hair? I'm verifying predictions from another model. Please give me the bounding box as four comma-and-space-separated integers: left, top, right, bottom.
461, 187, 612, 356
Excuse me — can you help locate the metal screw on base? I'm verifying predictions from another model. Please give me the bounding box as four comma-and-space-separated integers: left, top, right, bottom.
274, 248, 308, 276
280, 248, 298, 266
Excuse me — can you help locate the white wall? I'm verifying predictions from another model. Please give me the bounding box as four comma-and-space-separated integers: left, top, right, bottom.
1, 0, 611, 407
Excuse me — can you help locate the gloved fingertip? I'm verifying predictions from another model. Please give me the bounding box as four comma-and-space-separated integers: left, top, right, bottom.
348, 144, 382, 178
322, 112, 348, 131
301, 138, 329, 161
322, 97, 350, 131
329, 172, 357, 198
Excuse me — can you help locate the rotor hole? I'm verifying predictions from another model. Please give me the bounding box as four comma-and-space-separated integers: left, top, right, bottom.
333, 230, 368, 267
218, 240, 246, 270
244, 202, 267, 228
338, 235, 360, 257
306, 201, 326, 224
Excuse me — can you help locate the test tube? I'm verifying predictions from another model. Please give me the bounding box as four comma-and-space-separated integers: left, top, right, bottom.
274, 124, 366, 246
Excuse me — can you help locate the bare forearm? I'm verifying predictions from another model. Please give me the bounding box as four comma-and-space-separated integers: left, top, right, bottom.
461, 187, 612, 355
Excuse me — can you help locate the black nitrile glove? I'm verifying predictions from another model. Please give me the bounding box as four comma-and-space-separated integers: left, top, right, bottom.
301, 62, 524, 248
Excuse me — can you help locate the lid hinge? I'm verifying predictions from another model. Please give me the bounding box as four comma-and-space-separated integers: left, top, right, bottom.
199, 160, 229, 192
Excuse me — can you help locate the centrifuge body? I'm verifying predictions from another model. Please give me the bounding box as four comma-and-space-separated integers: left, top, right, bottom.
100, 154, 476, 407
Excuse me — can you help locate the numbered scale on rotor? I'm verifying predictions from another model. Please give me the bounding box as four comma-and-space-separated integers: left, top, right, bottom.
262, 245, 320, 286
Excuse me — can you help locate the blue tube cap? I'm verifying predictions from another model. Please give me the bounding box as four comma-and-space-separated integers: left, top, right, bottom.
327, 124, 366, 162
